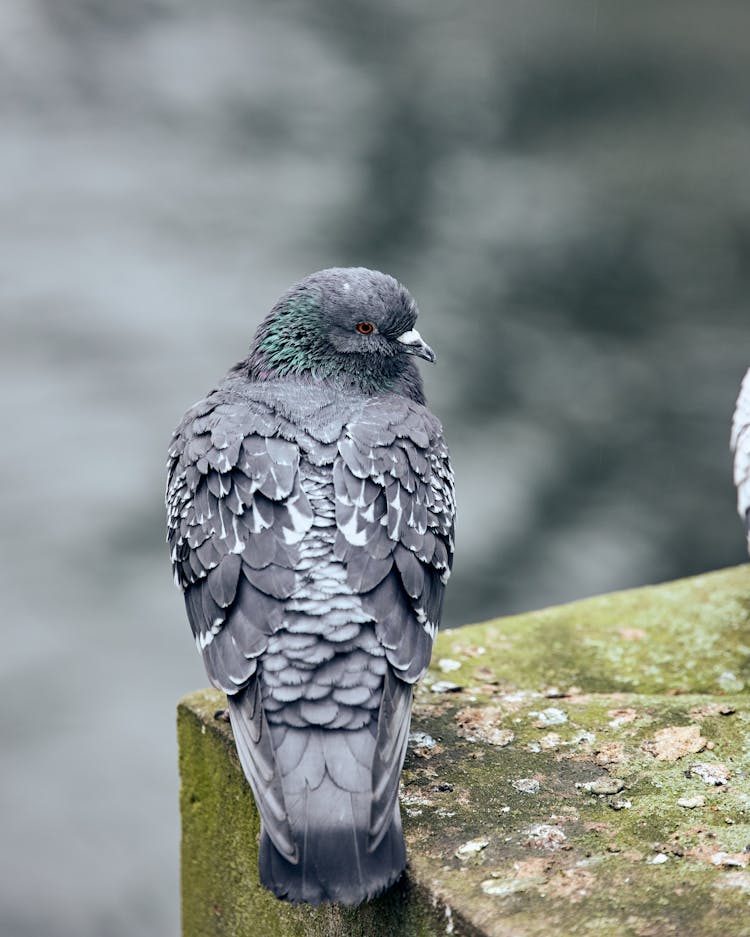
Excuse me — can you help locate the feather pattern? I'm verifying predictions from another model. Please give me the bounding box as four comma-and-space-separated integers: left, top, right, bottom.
166, 268, 454, 906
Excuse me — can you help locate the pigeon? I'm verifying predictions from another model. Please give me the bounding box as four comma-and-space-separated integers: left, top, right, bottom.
731, 367, 750, 551
166, 268, 455, 906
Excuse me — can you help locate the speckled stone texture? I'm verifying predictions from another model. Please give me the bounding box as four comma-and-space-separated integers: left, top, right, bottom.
178, 564, 750, 937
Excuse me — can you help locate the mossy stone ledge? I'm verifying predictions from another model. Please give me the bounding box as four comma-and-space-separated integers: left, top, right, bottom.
178, 564, 750, 937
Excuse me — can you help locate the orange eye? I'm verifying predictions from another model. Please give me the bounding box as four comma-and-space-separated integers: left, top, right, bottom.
356, 321, 375, 335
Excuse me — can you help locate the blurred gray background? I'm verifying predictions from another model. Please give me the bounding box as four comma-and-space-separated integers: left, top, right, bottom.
2, 1, 748, 935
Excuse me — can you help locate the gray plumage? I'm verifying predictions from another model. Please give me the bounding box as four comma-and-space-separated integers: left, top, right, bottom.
166, 268, 455, 905
731, 367, 750, 550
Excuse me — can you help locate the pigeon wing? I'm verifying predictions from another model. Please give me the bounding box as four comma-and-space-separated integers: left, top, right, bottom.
166, 392, 314, 860
332, 395, 455, 847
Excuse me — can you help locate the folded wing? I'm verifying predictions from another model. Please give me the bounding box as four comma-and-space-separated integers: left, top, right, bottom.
332, 395, 455, 848
166, 394, 315, 860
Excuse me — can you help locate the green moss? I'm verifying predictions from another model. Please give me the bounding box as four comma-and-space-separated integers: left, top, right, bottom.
178, 565, 750, 936
433, 565, 750, 695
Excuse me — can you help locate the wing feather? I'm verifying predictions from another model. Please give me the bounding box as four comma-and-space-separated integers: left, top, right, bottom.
333, 396, 455, 684
166, 395, 313, 693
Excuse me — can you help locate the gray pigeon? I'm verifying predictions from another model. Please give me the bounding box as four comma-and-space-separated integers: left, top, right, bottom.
731, 367, 750, 551
166, 268, 455, 905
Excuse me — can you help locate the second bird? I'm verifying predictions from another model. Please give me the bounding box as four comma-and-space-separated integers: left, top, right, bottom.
166, 268, 455, 905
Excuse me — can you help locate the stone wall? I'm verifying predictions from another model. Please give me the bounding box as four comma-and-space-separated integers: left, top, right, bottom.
178, 565, 750, 937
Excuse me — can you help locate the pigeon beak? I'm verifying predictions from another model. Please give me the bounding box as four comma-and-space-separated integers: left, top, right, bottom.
396, 328, 436, 363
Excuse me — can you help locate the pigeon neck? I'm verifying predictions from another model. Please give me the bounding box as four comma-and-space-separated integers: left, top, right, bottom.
244, 292, 426, 403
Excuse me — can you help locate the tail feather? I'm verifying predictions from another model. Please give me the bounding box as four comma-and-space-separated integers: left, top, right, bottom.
260, 771, 406, 905
229, 681, 411, 905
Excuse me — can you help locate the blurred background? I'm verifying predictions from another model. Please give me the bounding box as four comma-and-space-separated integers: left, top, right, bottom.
2, 0, 748, 934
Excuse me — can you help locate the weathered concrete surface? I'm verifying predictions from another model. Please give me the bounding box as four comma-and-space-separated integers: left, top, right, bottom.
179, 564, 750, 937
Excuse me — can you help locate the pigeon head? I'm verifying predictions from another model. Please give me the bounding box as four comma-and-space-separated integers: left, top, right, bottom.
245, 268, 435, 401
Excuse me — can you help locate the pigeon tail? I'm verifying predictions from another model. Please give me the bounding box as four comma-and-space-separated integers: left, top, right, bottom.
259, 770, 406, 906
228, 687, 407, 906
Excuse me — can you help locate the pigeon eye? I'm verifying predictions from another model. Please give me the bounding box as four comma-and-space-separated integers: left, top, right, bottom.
356, 321, 375, 335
